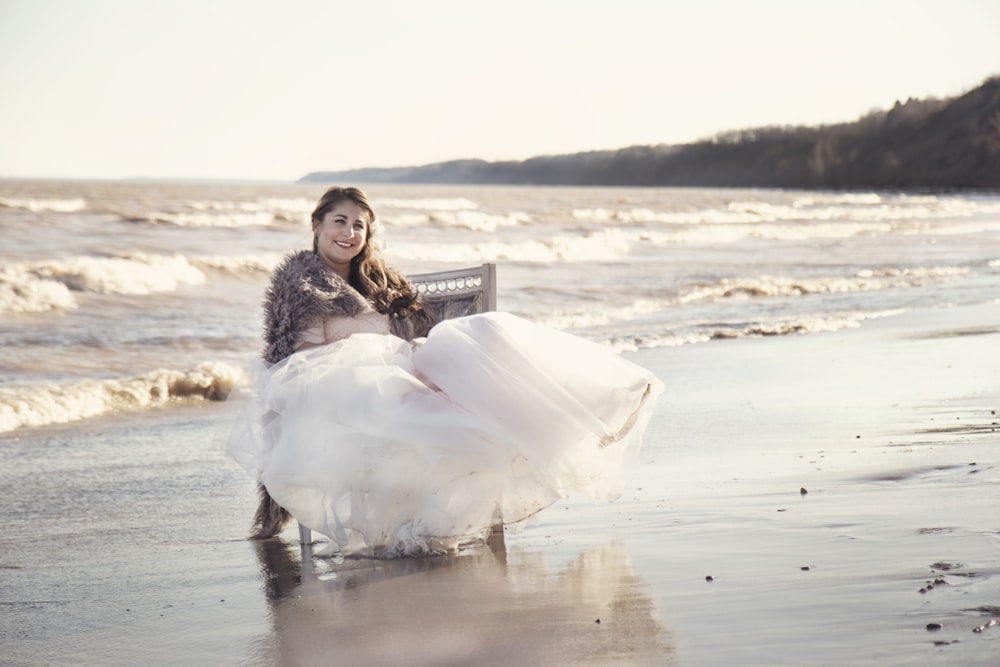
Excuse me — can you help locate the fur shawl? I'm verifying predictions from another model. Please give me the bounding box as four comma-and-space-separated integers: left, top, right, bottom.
261, 250, 426, 364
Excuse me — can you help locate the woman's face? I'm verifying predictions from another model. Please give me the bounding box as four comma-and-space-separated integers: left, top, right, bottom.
314, 200, 369, 277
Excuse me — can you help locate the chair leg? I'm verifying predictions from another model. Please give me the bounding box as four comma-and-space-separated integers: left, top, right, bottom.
486, 522, 505, 551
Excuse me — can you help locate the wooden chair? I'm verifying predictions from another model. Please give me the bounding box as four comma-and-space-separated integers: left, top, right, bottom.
298, 263, 498, 551
413, 262, 497, 324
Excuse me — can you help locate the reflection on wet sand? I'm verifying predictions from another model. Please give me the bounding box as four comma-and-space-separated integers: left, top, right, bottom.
251, 537, 674, 666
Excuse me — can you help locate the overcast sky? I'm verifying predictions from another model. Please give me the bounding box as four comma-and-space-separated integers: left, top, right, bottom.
1, 0, 997, 181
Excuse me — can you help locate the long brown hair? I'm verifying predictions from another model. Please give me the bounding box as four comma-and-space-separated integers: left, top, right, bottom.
310, 186, 422, 318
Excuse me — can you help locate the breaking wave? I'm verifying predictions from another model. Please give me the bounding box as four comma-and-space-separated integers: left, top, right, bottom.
0, 194, 316, 228
0, 253, 208, 313
190, 253, 282, 274
0, 196, 87, 213
111, 198, 313, 228
677, 267, 969, 303
633, 221, 893, 244
0, 362, 243, 434
388, 229, 631, 264
386, 209, 531, 232
600, 309, 906, 353
572, 194, 1000, 227
377, 197, 480, 211
534, 299, 666, 331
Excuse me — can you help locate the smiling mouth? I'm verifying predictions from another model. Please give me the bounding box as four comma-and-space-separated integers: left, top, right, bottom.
335, 241, 354, 248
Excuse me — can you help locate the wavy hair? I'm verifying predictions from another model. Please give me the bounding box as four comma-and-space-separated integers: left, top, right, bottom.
310, 186, 423, 319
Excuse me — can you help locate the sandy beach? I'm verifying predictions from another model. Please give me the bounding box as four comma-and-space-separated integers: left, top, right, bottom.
2, 302, 998, 666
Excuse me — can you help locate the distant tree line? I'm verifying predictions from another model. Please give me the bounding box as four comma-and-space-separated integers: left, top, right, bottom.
302, 76, 1000, 190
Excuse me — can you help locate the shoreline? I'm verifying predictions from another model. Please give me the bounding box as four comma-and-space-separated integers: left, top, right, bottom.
1, 302, 998, 666
625, 302, 1000, 665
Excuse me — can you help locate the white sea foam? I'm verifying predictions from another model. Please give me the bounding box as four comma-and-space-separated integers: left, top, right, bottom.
0, 253, 208, 313
147, 210, 286, 228
388, 229, 631, 264
654, 221, 893, 244
377, 197, 480, 211
698, 311, 903, 344
534, 299, 666, 331
0, 196, 87, 213
190, 253, 283, 274
0, 361, 243, 434
116, 197, 315, 228
799, 193, 884, 206
677, 267, 969, 304
707, 312, 879, 339
384, 213, 433, 228
602, 309, 906, 352
145, 195, 519, 229
603, 330, 713, 353
0, 267, 77, 313
573, 205, 805, 225
575, 209, 896, 242
183, 197, 315, 225
384, 210, 530, 232
428, 210, 530, 232
903, 219, 1000, 236
187, 197, 313, 214
377, 196, 530, 231
573, 195, 1000, 229
33, 253, 206, 294
638, 218, 1000, 245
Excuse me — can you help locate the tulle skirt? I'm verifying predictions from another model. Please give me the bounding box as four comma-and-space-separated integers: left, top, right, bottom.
227, 312, 663, 556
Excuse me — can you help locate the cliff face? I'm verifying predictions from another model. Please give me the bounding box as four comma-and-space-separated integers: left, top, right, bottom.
302, 77, 1000, 190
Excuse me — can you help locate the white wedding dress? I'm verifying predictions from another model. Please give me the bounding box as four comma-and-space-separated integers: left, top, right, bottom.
227, 312, 662, 557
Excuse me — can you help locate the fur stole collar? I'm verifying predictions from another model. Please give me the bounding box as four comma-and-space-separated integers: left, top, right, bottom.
261, 250, 428, 364
262, 250, 372, 364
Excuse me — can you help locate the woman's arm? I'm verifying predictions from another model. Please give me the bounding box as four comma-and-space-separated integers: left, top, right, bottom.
292, 319, 327, 352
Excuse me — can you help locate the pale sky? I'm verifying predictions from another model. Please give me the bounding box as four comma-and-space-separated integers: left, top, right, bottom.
1, 0, 997, 181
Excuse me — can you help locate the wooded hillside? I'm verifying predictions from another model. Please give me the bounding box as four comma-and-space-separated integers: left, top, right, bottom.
302, 76, 1000, 190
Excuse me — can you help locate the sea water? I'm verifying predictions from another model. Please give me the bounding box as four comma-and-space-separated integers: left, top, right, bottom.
3, 179, 1000, 666
1, 179, 999, 434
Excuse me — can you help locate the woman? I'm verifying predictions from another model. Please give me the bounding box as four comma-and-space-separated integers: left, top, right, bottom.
246, 186, 431, 538
228, 186, 663, 556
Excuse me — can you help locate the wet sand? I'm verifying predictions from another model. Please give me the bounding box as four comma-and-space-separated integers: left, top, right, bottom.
1, 303, 998, 666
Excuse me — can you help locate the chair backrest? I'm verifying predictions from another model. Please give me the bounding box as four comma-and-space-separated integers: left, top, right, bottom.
411, 263, 496, 323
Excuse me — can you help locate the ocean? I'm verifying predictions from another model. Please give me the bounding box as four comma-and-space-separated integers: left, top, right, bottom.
3, 179, 1000, 666
1, 179, 999, 434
